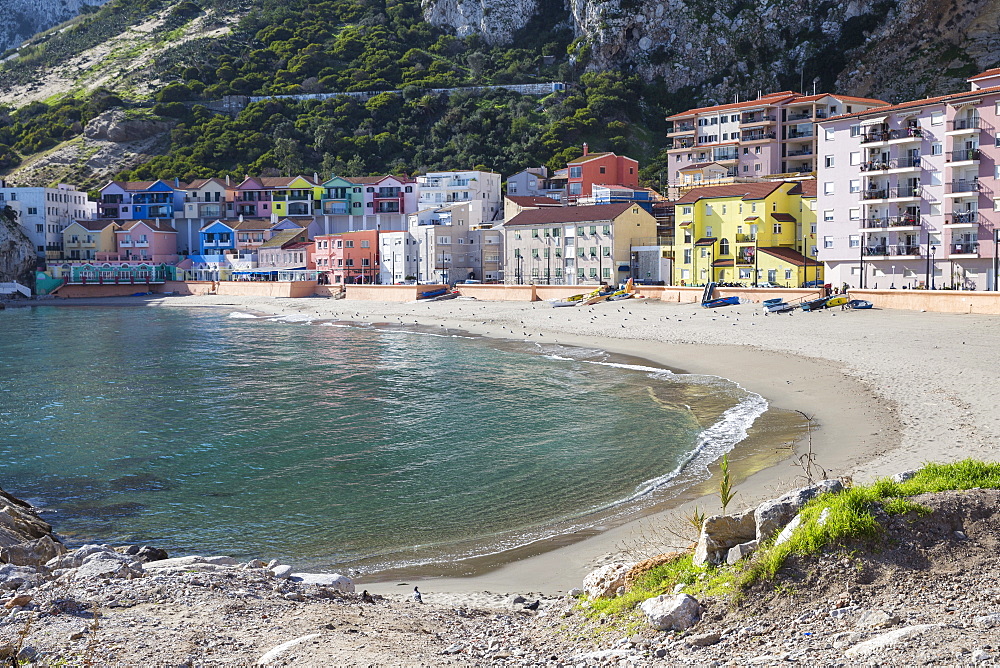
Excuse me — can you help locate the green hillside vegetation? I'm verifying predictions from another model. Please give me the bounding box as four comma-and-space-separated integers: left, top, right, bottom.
0, 0, 675, 185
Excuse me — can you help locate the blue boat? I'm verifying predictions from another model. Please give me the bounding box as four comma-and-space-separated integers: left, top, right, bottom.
847, 299, 873, 309
703, 296, 740, 308
418, 288, 448, 299
800, 296, 831, 311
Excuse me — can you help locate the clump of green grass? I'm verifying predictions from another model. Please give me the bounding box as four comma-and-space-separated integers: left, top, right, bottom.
587, 459, 1000, 622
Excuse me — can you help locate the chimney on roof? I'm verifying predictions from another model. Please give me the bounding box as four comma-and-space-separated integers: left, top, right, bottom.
313, 172, 319, 183
226, 175, 231, 186
583, 142, 589, 156
174, 177, 180, 187
239, 214, 244, 223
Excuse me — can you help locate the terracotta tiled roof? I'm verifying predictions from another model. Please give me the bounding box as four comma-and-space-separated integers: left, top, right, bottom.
185, 178, 229, 189
771, 212, 797, 222
344, 176, 385, 185
695, 237, 718, 246
71, 219, 117, 231
798, 180, 817, 197
969, 68, 1000, 81
566, 152, 612, 164
117, 220, 177, 232
504, 202, 636, 226
757, 246, 821, 266
506, 195, 562, 206
712, 259, 734, 267
260, 228, 306, 248
791, 93, 887, 105
674, 182, 787, 204
231, 219, 272, 230
678, 162, 729, 172
824, 83, 1000, 122
666, 92, 800, 120
255, 176, 320, 187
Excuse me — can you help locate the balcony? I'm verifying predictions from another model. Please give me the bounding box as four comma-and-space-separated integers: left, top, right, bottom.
741, 114, 776, 124
859, 216, 921, 229
786, 147, 813, 157
947, 148, 980, 163
735, 234, 757, 243
946, 211, 980, 226
742, 131, 776, 142
786, 129, 813, 139
890, 185, 920, 199
786, 111, 814, 122
712, 150, 739, 161
950, 241, 980, 255
861, 156, 922, 171
669, 138, 695, 149
863, 244, 922, 257
668, 123, 696, 134
322, 202, 349, 215
861, 127, 923, 144
947, 117, 980, 132
861, 188, 889, 200
946, 180, 980, 195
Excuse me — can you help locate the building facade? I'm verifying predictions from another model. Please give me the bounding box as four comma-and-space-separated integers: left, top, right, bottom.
416, 170, 502, 224
501, 202, 657, 285
0, 182, 97, 260
565, 147, 639, 201
817, 69, 1000, 290
673, 181, 821, 287
505, 167, 566, 200
665, 93, 887, 184
61, 220, 118, 261
314, 230, 380, 284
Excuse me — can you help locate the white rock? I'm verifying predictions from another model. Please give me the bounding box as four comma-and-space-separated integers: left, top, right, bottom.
270, 565, 293, 579
255, 633, 320, 665
568, 588, 583, 597
639, 593, 700, 631
291, 573, 354, 592
773, 514, 802, 546
583, 563, 631, 599
569, 648, 636, 662
890, 470, 917, 483
141, 555, 236, 571
726, 539, 758, 564
855, 609, 900, 630
694, 510, 756, 566
973, 613, 1000, 628
754, 480, 843, 541
843, 624, 940, 658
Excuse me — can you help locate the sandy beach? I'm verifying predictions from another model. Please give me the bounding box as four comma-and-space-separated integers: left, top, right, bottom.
25, 294, 1000, 598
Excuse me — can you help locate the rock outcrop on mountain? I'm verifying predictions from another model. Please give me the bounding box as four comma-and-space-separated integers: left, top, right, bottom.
1, 0, 109, 54
84, 110, 174, 143
421, 0, 538, 44
0, 207, 35, 292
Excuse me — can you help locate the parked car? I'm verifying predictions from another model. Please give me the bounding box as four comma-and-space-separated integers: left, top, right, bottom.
757, 282, 782, 288
801, 279, 824, 288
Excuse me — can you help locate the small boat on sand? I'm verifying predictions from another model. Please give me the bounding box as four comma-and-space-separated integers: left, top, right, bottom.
825, 296, 849, 308
703, 296, 740, 308
800, 296, 832, 311
417, 288, 448, 299
552, 297, 582, 307
847, 299, 873, 309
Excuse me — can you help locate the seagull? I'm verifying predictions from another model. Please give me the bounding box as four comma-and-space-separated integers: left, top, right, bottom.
361, 590, 375, 604
524, 599, 540, 610
413, 586, 423, 604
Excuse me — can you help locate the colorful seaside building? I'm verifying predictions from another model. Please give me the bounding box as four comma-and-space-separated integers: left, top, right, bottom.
182, 178, 232, 219
314, 230, 381, 284
61, 220, 118, 261
501, 201, 657, 285
97, 180, 186, 219
416, 170, 503, 224
197, 218, 272, 257
665, 92, 887, 184
505, 166, 567, 201
403, 201, 501, 284
0, 180, 97, 261
231, 175, 321, 218
816, 69, 1000, 290
565, 146, 639, 201
672, 181, 821, 287
113, 220, 179, 263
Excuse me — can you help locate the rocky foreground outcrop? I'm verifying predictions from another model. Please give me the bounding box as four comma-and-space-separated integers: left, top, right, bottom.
0, 210, 35, 291
0, 488, 63, 566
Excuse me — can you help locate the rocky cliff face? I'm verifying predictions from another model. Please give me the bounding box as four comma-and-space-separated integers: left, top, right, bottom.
1, 0, 109, 54
0, 207, 36, 292
424, 0, 1000, 103
421, 0, 539, 44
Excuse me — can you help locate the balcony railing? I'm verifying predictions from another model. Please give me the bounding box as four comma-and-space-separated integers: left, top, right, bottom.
948, 211, 979, 225
948, 117, 980, 131
713, 150, 739, 161
861, 156, 921, 171
951, 242, 979, 254
735, 234, 757, 243
742, 131, 776, 141
946, 180, 980, 194
947, 149, 980, 162
787, 129, 813, 139
670, 123, 695, 133
786, 148, 813, 157
891, 185, 920, 198
861, 188, 888, 200
741, 114, 776, 124
861, 127, 923, 144
860, 216, 921, 229
863, 244, 922, 256
786, 111, 813, 121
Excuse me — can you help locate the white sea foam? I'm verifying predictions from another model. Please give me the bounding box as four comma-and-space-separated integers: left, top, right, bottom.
227, 311, 259, 319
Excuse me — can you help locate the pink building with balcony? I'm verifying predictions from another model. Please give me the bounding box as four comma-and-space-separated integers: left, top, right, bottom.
817, 69, 1000, 291
666, 92, 886, 184
112, 220, 179, 262
314, 230, 381, 284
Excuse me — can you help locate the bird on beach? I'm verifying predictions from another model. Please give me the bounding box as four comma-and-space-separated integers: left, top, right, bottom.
361, 590, 375, 604
413, 586, 423, 604
524, 599, 540, 610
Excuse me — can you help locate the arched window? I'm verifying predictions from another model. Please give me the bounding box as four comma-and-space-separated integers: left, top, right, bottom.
719, 238, 730, 256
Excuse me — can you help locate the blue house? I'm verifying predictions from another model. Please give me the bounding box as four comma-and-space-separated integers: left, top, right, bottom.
98, 179, 187, 219
199, 219, 237, 256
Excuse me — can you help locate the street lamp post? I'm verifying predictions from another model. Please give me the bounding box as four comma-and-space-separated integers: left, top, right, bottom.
994, 228, 999, 291
930, 245, 937, 290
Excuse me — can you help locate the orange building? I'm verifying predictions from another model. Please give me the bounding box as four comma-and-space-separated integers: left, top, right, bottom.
314, 230, 381, 284
566, 145, 639, 201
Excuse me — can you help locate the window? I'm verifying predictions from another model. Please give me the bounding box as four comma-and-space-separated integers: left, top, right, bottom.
810, 223, 817, 234
602, 246, 610, 257
825, 128, 835, 140
931, 111, 944, 125
532, 229, 539, 238
825, 156, 834, 168
345, 240, 354, 248
849, 208, 860, 220
850, 179, 861, 193
569, 166, 582, 178
755, 164, 761, 172
361, 240, 370, 248
755, 146, 761, 154
785, 269, 793, 280
719, 238, 730, 255
27, 207, 37, 215
683, 249, 692, 263
602, 225, 610, 235
824, 236, 834, 248
35, 224, 43, 232
849, 125, 861, 137
822, 209, 834, 222
773, 223, 783, 234
849, 235, 860, 248
743, 165, 749, 173
599, 166, 606, 174
824, 182, 834, 195
743, 147, 749, 155
931, 142, 942, 156
850, 152, 860, 166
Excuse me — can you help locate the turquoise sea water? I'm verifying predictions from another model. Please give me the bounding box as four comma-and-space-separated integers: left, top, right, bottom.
0, 306, 765, 573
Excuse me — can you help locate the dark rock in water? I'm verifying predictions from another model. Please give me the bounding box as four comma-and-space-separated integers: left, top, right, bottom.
118, 545, 168, 563
107, 473, 172, 492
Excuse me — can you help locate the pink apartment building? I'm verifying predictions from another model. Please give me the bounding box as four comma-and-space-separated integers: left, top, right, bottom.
666, 92, 886, 184
816, 69, 1000, 291
112, 220, 178, 263
314, 230, 381, 284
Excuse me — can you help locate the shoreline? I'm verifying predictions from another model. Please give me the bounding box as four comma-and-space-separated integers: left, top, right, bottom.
16, 294, 995, 596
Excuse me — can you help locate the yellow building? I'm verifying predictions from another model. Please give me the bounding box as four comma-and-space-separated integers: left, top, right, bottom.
61, 220, 118, 261
673, 181, 822, 287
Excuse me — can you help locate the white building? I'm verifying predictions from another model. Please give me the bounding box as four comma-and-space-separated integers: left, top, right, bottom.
0, 181, 97, 261
416, 170, 502, 224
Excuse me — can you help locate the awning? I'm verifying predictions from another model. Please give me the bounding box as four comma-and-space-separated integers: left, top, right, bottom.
695, 237, 718, 247
770, 213, 796, 222
744, 216, 760, 221
712, 259, 734, 267
896, 109, 922, 120
859, 116, 888, 126
949, 99, 981, 110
